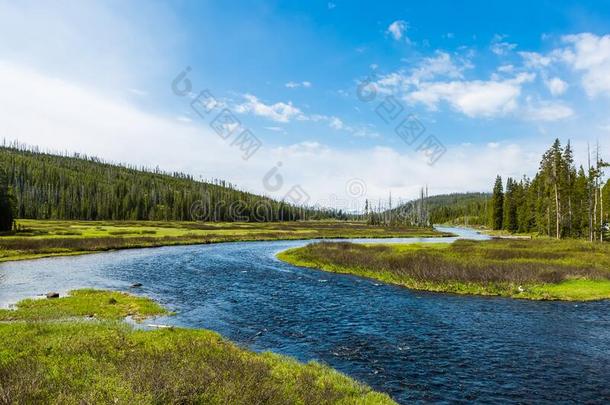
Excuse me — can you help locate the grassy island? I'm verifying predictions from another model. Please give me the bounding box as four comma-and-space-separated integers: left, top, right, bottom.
278, 239, 610, 301
0, 289, 394, 404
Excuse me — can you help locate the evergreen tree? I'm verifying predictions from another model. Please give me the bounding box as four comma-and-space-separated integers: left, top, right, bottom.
491, 175, 504, 230
503, 178, 519, 232
0, 167, 15, 231
489, 139, 607, 241
0, 145, 349, 223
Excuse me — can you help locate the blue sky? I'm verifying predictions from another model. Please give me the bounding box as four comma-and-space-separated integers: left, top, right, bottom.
1, 0, 610, 207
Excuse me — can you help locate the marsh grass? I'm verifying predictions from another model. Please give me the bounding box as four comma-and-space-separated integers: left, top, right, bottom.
278, 239, 610, 301
0, 219, 448, 262
0, 290, 394, 404
0, 289, 169, 322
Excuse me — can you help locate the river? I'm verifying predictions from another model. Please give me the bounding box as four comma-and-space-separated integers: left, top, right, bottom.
0, 227, 608, 403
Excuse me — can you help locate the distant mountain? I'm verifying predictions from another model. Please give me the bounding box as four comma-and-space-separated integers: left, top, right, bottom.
0, 144, 341, 222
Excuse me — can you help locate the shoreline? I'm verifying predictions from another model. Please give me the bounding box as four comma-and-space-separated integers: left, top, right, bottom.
0, 289, 395, 404
0, 220, 454, 264
276, 243, 610, 302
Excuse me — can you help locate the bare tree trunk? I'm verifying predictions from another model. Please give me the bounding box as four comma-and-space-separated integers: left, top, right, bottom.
547, 206, 551, 237
555, 183, 560, 239
601, 187, 605, 243
588, 144, 594, 242
568, 195, 574, 236
594, 186, 598, 242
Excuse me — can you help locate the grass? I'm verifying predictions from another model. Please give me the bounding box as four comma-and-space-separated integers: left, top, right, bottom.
0, 219, 448, 263
0, 290, 395, 404
277, 239, 610, 301
0, 289, 169, 322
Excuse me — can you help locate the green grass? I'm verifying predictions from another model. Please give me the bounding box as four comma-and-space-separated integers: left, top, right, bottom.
277, 239, 610, 301
0, 289, 169, 322
0, 290, 395, 404
0, 219, 448, 263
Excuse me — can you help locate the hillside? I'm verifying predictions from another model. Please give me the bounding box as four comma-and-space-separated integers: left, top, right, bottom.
0, 145, 337, 222
392, 192, 490, 226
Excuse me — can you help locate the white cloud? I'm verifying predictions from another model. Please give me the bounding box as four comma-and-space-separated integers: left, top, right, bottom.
387, 20, 408, 41
409, 52, 468, 83
560, 33, 610, 97
374, 51, 470, 94
285, 81, 312, 89
374, 51, 539, 119
268, 141, 540, 206
519, 51, 553, 68
235, 94, 303, 123
329, 116, 344, 130
545, 77, 568, 96
408, 73, 535, 118
0, 62, 235, 175
491, 34, 517, 55
0, 1, 174, 93
497, 64, 515, 73
518, 33, 610, 98
522, 100, 574, 121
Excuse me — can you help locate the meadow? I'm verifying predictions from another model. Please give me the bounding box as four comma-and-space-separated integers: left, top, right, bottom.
0, 289, 394, 404
0, 219, 448, 262
278, 239, 610, 301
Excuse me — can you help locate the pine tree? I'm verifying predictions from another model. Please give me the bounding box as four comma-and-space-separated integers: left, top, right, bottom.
491, 175, 504, 230
0, 167, 15, 231
503, 178, 519, 233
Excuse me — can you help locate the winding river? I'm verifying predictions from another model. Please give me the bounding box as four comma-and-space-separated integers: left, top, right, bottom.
1, 227, 609, 403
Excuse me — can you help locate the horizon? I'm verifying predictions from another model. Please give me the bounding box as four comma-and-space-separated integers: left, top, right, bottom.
1, 0, 609, 208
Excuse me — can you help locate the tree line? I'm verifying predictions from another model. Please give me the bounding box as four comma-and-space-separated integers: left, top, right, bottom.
491, 139, 609, 241
372, 191, 490, 227
0, 144, 345, 224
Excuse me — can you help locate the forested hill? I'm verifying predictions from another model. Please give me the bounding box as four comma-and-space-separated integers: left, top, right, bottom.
393, 192, 491, 226
0, 146, 335, 222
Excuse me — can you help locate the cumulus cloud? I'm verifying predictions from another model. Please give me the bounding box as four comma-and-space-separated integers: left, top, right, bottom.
408, 74, 535, 117
545, 77, 568, 96
560, 33, 610, 97
517, 33, 610, 98
235, 94, 303, 123
371, 50, 541, 118
387, 20, 408, 41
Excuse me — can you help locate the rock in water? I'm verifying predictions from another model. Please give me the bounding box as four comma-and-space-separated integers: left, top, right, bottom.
130, 283, 143, 288
46, 292, 60, 299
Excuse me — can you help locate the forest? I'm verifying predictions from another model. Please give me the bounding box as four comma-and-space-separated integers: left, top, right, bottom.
490, 139, 609, 240
0, 144, 345, 224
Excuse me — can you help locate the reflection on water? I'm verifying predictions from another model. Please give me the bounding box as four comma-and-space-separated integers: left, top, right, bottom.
0, 227, 608, 403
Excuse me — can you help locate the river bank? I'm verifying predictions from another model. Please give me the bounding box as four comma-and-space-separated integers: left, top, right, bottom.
0, 219, 450, 263
0, 289, 394, 404
277, 238, 610, 301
